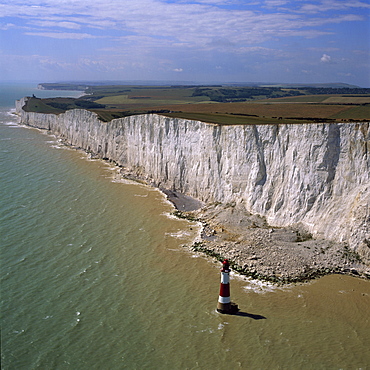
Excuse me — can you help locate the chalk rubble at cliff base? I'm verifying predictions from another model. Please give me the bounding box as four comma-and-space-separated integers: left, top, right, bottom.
176, 201, 370, 283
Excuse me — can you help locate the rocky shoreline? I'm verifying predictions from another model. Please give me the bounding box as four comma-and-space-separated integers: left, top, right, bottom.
169, 200, 370, 284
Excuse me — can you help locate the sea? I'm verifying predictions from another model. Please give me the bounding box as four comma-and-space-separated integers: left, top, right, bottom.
1, 83, 369, 369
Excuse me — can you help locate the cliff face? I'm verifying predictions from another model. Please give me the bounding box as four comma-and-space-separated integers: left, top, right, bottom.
17, 98, 370, 262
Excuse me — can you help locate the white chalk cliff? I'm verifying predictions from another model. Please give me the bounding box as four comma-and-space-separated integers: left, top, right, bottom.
16, 97, 370, 262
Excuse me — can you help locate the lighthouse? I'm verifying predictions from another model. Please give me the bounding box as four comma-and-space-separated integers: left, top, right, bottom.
217, 259, 239, 314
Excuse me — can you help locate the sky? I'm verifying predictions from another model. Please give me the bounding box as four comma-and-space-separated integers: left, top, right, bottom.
0, 0, 369, 86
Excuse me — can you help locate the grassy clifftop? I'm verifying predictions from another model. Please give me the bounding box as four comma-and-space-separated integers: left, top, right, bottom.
27, 84, 370, 124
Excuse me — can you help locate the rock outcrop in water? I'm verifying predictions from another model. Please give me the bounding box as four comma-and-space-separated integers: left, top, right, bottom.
16, 97, 370, 269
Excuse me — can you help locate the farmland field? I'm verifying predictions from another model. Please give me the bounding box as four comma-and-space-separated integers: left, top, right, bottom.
321, 96, 370, 104
28, 84, 370, 124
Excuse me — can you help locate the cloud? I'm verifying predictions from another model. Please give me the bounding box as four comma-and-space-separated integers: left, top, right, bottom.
308, 47, 339, 52
29, 20, 82, 30
24, 32, 99, 39
0, 0, 368, 85
236, 46, 283, 56
320, 54, 332, 63
338, 72, 354, 77
0, 0, 366, 49
0, 22, 16, 30
264, 0, 290, 6
299, 0, 370, 14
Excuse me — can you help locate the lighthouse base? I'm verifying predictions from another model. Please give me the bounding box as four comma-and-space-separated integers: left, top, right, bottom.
217, 302, 239, 314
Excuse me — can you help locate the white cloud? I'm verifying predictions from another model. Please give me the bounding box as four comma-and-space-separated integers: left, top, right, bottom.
29, 20, 82, 30
338, 72, 354, 77
320, 53, 331, 63
264, 0, 290, 7
236, 46, 283, 56
0, 0, 368, 85
24, 32, 99, 39
0, 0, 366, 50
0, 22, 16, 30
299, 0, 370, 13
308, 47, 339, 52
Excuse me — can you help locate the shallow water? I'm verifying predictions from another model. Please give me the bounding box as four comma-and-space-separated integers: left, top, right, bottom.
1, 84, 369, 369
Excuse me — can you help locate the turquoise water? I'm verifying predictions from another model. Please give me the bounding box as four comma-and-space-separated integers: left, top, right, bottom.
1, 84, 370, 369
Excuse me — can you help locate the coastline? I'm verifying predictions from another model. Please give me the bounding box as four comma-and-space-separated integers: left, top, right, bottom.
15, 123, 370, 284
6, 90, 370, 370
15, 100, 370, 284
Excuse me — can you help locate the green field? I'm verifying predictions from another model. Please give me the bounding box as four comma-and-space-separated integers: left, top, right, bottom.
27, 84, 370, 124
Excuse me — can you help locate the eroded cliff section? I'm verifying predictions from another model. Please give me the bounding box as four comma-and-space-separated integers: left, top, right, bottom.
16, 97, 370, 275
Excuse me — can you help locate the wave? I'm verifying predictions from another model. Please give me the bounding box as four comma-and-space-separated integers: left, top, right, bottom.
242, 278, 285, 294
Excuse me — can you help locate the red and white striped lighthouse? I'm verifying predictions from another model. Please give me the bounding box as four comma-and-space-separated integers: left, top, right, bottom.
217, 259, 239, 314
